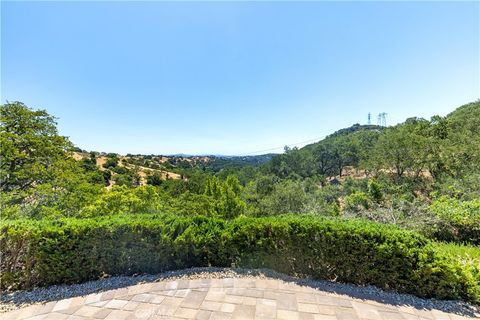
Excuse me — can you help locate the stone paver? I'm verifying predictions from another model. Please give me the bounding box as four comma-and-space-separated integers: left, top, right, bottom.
0, 277, 476, 320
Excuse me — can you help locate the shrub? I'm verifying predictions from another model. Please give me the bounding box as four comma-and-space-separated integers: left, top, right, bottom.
147, 173, 162, 186
0, 215, 478, 303
254, 180, 307, 216
204, 175, 246, 218
79, 185, 165, 217
114, 174, 134, 187
103, 158, 118, 169
111, 166, 128, 175
344, 191, 372, 212
367, 179, 383, 202
429, 197, 480, 245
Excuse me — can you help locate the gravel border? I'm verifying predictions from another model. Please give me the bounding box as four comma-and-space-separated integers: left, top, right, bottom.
1, 267, 479, 318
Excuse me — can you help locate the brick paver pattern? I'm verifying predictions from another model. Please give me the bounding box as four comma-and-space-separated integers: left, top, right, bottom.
1, 277, 474, 320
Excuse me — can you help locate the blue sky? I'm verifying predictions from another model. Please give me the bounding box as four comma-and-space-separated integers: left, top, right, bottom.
2, 1, 479, 155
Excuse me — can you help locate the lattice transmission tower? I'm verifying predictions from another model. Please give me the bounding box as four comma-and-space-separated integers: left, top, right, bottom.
377, 112, 387, 127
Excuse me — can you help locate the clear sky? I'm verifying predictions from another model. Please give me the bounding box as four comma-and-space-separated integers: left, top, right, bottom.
2, 1, 479, 155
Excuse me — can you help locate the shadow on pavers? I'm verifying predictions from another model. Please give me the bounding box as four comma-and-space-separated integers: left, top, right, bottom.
1, 267, 478, 318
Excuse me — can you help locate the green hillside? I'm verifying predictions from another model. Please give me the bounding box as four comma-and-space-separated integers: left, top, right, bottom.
1, 101, 479, 304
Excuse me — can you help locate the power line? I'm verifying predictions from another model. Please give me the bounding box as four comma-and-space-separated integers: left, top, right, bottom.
238, 112, 390, 156
241, 136, 325, 156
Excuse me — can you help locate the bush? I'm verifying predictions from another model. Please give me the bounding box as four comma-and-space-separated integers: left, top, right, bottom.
111, 166, 128, 175
344, 191, 372, 212
0, 215, 478, 303
429, 197, 480, 245
79, 185, 165, 217
147, 173, 162, 186
253, 180, 307, 216
103, 158, 118, 169
367, 179, 383, 202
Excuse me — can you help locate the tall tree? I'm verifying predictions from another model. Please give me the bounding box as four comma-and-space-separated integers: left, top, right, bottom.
371, 118, 429, 180
0, 102, 72, 192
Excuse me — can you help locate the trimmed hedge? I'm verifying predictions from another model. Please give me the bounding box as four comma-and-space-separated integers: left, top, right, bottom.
1, 214, 479, 303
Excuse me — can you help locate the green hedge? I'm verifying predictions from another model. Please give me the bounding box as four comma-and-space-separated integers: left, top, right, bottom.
1, 214, 479, 303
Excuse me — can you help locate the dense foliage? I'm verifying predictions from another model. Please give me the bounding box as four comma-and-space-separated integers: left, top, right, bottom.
1, 214, 479, 303
429, 197, 480, 245
1, 101, 480, 303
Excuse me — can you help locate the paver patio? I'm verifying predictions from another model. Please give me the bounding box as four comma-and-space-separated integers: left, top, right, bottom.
1, 277, 475, 320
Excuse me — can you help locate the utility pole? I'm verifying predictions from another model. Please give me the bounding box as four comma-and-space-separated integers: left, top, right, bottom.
367, 112, 371, 125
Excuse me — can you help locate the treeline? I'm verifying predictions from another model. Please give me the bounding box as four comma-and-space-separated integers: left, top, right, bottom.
1, 101, 479, 245
269, 102, 480, 185
1, 101, 480, 302
255, 101, 480, 244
